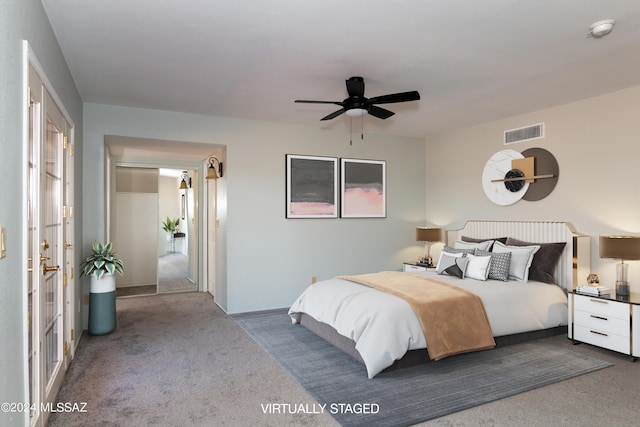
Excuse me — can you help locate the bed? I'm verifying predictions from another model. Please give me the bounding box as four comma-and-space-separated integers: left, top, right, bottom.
288, 220, 590, 378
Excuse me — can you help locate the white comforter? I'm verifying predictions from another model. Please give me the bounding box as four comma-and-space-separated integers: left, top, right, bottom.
288, 270, 568, 378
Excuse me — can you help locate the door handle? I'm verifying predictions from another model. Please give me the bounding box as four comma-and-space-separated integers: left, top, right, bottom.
42, 263, 60, 275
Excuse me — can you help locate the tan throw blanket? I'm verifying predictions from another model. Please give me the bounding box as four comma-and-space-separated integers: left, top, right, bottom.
337, 271, 495, 360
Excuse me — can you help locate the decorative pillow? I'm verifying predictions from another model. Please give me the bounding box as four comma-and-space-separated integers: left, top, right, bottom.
465, 254, 492, 281
436, 252, 468, 278
443, 246, 475, 256
476, 250, 512, 281
492, 241, 540, 282
505, 238, 566, 284
453, 239, 493, 252
435, 251, 462, 269
461, 236, 508, 251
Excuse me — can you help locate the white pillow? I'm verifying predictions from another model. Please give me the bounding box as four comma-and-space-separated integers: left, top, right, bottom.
454, 239, 493, 252
465, 254, 492, 281
492, 241, 540, 282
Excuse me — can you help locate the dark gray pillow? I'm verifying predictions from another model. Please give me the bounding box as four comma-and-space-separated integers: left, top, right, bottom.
476, 250, 511, 281
462, 236, 508, 251
505, 238, 566, 284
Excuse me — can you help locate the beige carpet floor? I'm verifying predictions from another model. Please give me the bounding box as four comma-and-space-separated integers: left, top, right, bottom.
116, 253, 196, 297
157, 252, 196, 294
48, 292, 336, 427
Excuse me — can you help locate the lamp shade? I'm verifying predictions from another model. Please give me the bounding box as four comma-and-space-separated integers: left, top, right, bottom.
205, 165, 219, 180
599, 235, 640, 260
416, 227, 441, 242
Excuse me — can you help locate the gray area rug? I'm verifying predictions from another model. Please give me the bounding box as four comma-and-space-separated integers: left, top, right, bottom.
233, 309, 613, 427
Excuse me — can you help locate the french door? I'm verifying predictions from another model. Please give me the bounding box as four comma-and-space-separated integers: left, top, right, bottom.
27, 59, 75, 427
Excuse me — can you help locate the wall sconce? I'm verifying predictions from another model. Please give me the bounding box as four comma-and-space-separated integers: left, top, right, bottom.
416, 227, 442, 267
179, 171, 191, 189
206, 156, 223, 180
599, 234, 640, 296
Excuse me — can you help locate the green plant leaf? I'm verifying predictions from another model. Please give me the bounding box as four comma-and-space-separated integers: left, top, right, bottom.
80, 241, 125, 278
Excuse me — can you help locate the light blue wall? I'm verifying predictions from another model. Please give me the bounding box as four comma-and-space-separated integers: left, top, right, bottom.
0, 1, 82, 425
84, 103, 427, 313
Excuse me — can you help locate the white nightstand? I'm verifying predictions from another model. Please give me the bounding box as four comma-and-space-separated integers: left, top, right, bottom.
403, 262, 430, 273
569, 291, 640, 360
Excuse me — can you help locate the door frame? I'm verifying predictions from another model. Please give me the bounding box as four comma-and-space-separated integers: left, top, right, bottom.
23, 41, 76, 427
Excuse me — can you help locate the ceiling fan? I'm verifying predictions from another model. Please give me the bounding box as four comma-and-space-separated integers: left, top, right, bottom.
295, 76, 420, 121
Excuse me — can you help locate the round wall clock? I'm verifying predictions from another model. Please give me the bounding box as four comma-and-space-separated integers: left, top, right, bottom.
481, 149, 529, 206
482, 148, 559, 205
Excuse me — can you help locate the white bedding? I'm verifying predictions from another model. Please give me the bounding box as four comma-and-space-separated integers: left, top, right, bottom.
288, 270, 568, 378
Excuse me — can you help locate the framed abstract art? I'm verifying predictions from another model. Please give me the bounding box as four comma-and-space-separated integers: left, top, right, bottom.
286, 154, 339, 218
340, 158, 386, 218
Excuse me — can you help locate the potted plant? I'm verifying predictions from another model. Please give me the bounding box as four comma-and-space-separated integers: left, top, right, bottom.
81, 241, 124, 335
162, 217, 180, 234
81, 241, 125, 280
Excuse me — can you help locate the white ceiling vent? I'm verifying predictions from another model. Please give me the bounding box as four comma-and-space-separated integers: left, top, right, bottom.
504, 123, 544, 144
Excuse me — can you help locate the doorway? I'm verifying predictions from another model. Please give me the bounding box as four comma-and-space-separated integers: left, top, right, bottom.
111, 166, 199, 297
104, 136, 224, 303
157, 168, 197, 294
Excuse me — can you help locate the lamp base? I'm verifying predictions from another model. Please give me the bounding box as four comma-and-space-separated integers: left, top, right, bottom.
616, 262, 630, 296
616, 281, 630, 296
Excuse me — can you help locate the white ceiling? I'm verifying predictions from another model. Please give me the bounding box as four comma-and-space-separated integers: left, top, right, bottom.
43, 1, 640, 141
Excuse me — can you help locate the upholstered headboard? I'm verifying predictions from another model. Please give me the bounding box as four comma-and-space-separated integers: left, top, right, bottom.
446, 221, 590, 292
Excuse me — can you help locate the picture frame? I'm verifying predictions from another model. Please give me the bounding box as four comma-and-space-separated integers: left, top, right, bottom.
286, 154, 339, 218
340, 158, 386, 218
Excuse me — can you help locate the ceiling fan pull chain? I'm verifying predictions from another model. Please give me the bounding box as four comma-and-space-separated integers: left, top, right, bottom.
361, 115, 364, 140
349, 117, 353, 145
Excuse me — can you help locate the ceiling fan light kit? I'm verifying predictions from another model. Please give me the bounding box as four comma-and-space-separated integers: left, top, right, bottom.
345, 108, 368, 118
589, 19, 615, 38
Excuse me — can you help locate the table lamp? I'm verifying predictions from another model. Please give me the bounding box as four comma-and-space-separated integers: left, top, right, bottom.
416, 227, 442, 267
599, 234, 640, 296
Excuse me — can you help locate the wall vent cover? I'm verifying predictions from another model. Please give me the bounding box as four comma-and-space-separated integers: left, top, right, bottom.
504, 123, 544, 144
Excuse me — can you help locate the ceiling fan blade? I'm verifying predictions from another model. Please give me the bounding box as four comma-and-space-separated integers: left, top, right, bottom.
368, 90, 420, 105
320, 108, 346, 121
345, 77, 365, 98
295, 100, 343, 105
368, 105, 395, 119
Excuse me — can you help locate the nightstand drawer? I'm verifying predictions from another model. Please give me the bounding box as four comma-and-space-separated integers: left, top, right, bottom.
573, 310, 629, 337
573, 294, 629, 319
403, 264, 427, 273
574, 325, 629, 354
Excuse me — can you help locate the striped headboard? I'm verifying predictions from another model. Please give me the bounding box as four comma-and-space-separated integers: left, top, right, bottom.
446, 221, 590, 292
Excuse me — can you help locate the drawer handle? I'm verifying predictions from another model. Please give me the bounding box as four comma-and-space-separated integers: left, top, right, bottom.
590, 330, 608, 337
589, 299, 608, 304
590, 315, 608, 321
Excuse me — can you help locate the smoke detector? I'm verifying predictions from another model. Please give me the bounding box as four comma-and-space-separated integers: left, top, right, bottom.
589, 19, 615, 38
